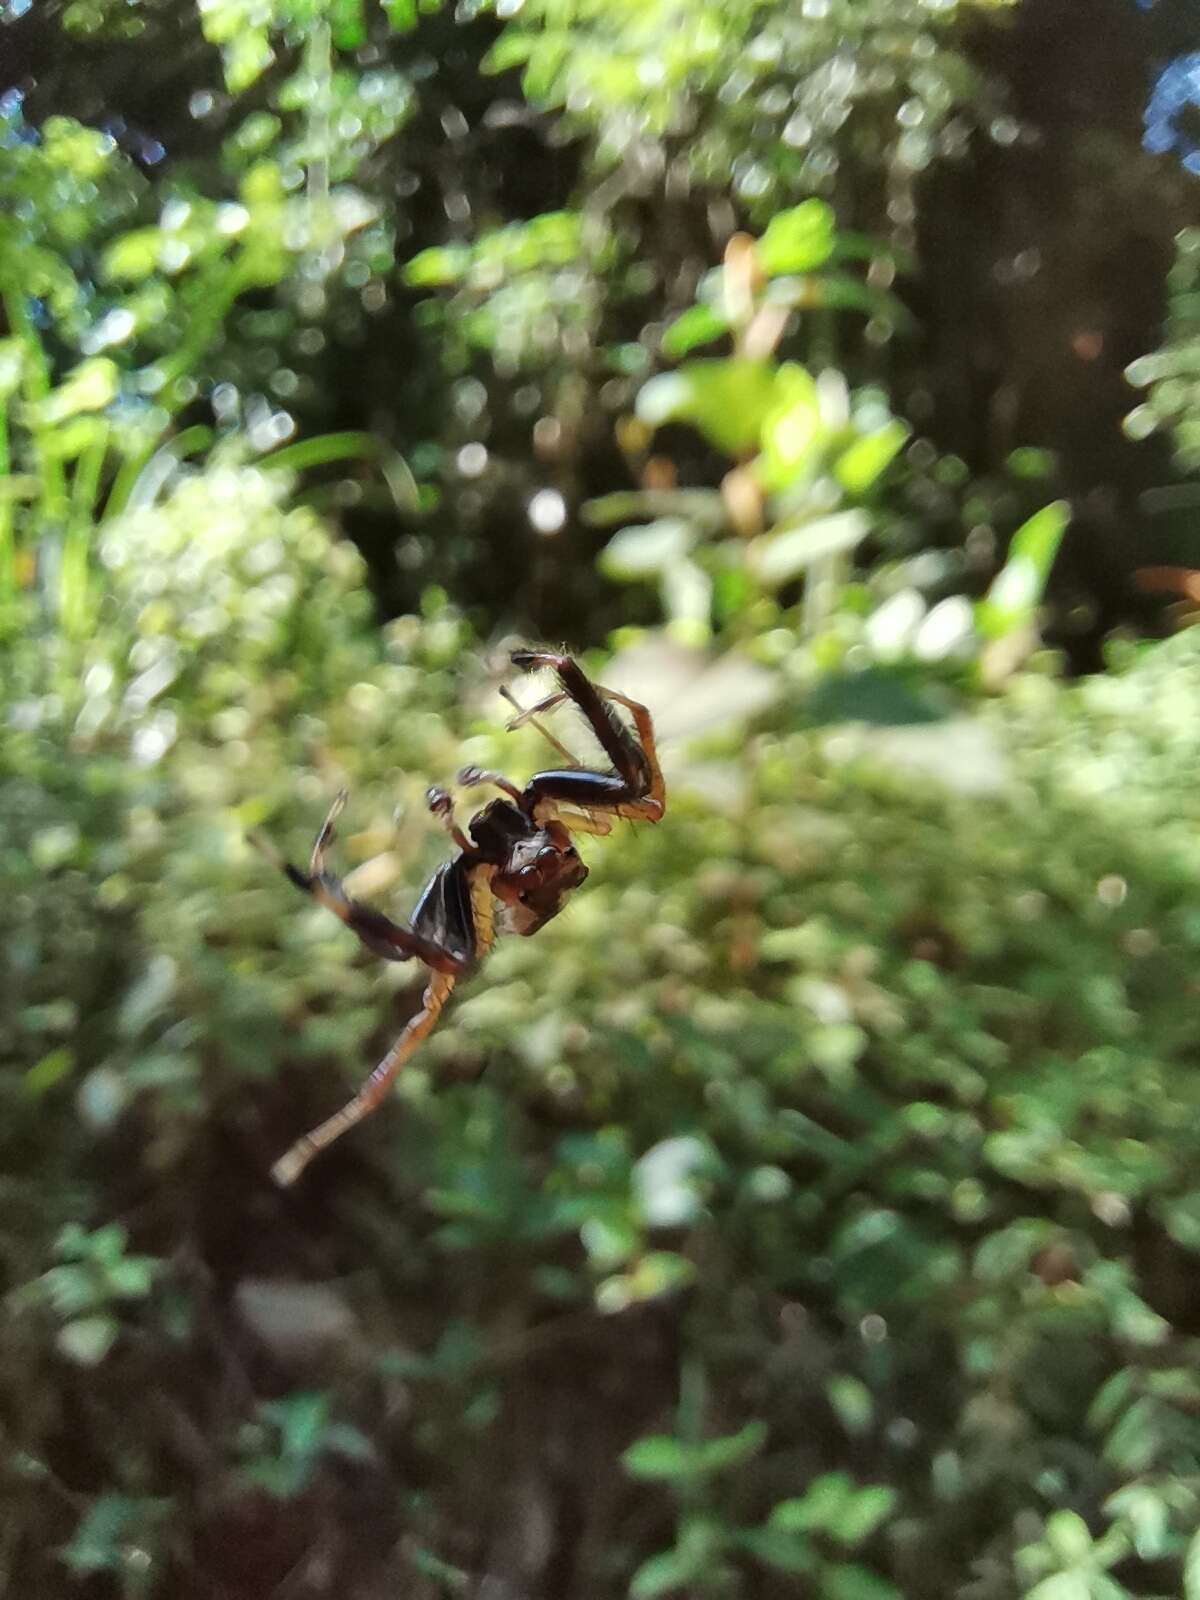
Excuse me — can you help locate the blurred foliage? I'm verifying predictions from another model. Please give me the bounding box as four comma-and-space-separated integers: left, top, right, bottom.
4, 461, 1200, 1594
1126, 226, 1200, 470
5, 0, 1200, 1595
480, 0, 1016, 207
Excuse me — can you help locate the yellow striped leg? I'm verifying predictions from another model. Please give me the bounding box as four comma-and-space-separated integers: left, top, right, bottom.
271, 968, 457, 1187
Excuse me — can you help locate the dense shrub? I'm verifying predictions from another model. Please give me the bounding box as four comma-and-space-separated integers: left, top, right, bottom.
3, 469, 1200, 1595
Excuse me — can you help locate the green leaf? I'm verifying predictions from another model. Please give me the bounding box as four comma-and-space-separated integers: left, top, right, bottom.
223, 30, 275, 94
383, 0, 418, 27
774, 271, 915, 331
583, 488, 726, 530
757, 363, 823, 490
834, 421, 909, 495
662, 558, 712, 638
826, 1374, 874, 1435
806, 668, 945, 728
0, 337, 26, 399
56, 1315, 119, 1366
822, 1564, 902, 1600
61, 1495, 166, 1576
756, 200, 836, 275
753, 510, 869, 587
630, 1547, 705, 1598
976, 500, 1070, 642
1162, 1191, 1200, 1252
694, 1420, 768, 1475
599, 518, 694, 579
661, 303, 729, 358
329, 0, 366, 48
38, 358, 119, 425
1185, 1527, 1200, 1600
636, 360, 779, 455
404, 245, 472, 287
771, 1475, 853, 1534
1104, 1484, 1169, 1561
735, 1526, 815, 1574
101, 228, 162, 283
1044, 1512, 1093, 1565
23, 1047, 75, 1098
1007, 445, 1057, 479
622, 1435, 692, 1481
1026, 1576, 1092, 1600
836, 1486, 899, 1545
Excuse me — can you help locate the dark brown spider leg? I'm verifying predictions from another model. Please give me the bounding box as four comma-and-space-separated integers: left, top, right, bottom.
270, 862, 498, 1186
426, 785, 472, 853
510, 652, 666, 825
253, 797, 468, 974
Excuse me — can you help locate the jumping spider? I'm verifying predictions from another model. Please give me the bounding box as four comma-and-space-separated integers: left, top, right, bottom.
257, 649, 665, 1185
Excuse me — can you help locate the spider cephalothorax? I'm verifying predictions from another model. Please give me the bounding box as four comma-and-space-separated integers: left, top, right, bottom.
256, 650, 665, 1185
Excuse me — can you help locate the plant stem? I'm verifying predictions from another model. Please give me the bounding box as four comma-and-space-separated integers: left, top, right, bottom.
0, 401, 13, 600
61, 423, 108, 636
2, 285, 68, 531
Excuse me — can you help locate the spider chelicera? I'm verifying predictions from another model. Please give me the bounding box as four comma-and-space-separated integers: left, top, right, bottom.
256, 649, 666, 1186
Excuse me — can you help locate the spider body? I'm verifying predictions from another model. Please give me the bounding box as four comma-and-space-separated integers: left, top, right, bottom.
258, 650, 664, 1185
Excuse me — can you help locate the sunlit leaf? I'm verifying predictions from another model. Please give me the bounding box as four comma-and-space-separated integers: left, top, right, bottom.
661, 303, 729, 358
636, 359, 778, 455
56, 1315, 119, 1366
329, 0, 366, 48
976, 500, 1070, 642
834, 420, 909, 495
757, 363, 823, 491
1026, 1575, 1091, 1600
599, 518, 694, 579
756, 200, 836, 275
753, 510, 869, 587
38, 358, 118, 425
405, 245, 472, 287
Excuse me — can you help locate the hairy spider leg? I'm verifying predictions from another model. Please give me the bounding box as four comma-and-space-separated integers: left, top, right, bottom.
272, 971, 456, 1186
498, 682, 580, 767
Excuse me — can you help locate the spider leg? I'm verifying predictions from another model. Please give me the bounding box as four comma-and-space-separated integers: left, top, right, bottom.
509, 651, 666, 825
499, 683, 579, 766
426, 785, 472, 853
253, 796, 468, 974
456, 766, 524, 804
544, 804, 613, 837
270, 860, 498, 1186
271, 968, 457, 1186
310, 788, 348, 876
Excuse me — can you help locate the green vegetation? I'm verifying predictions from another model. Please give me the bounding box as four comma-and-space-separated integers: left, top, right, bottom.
3, 0, 1200, 1596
